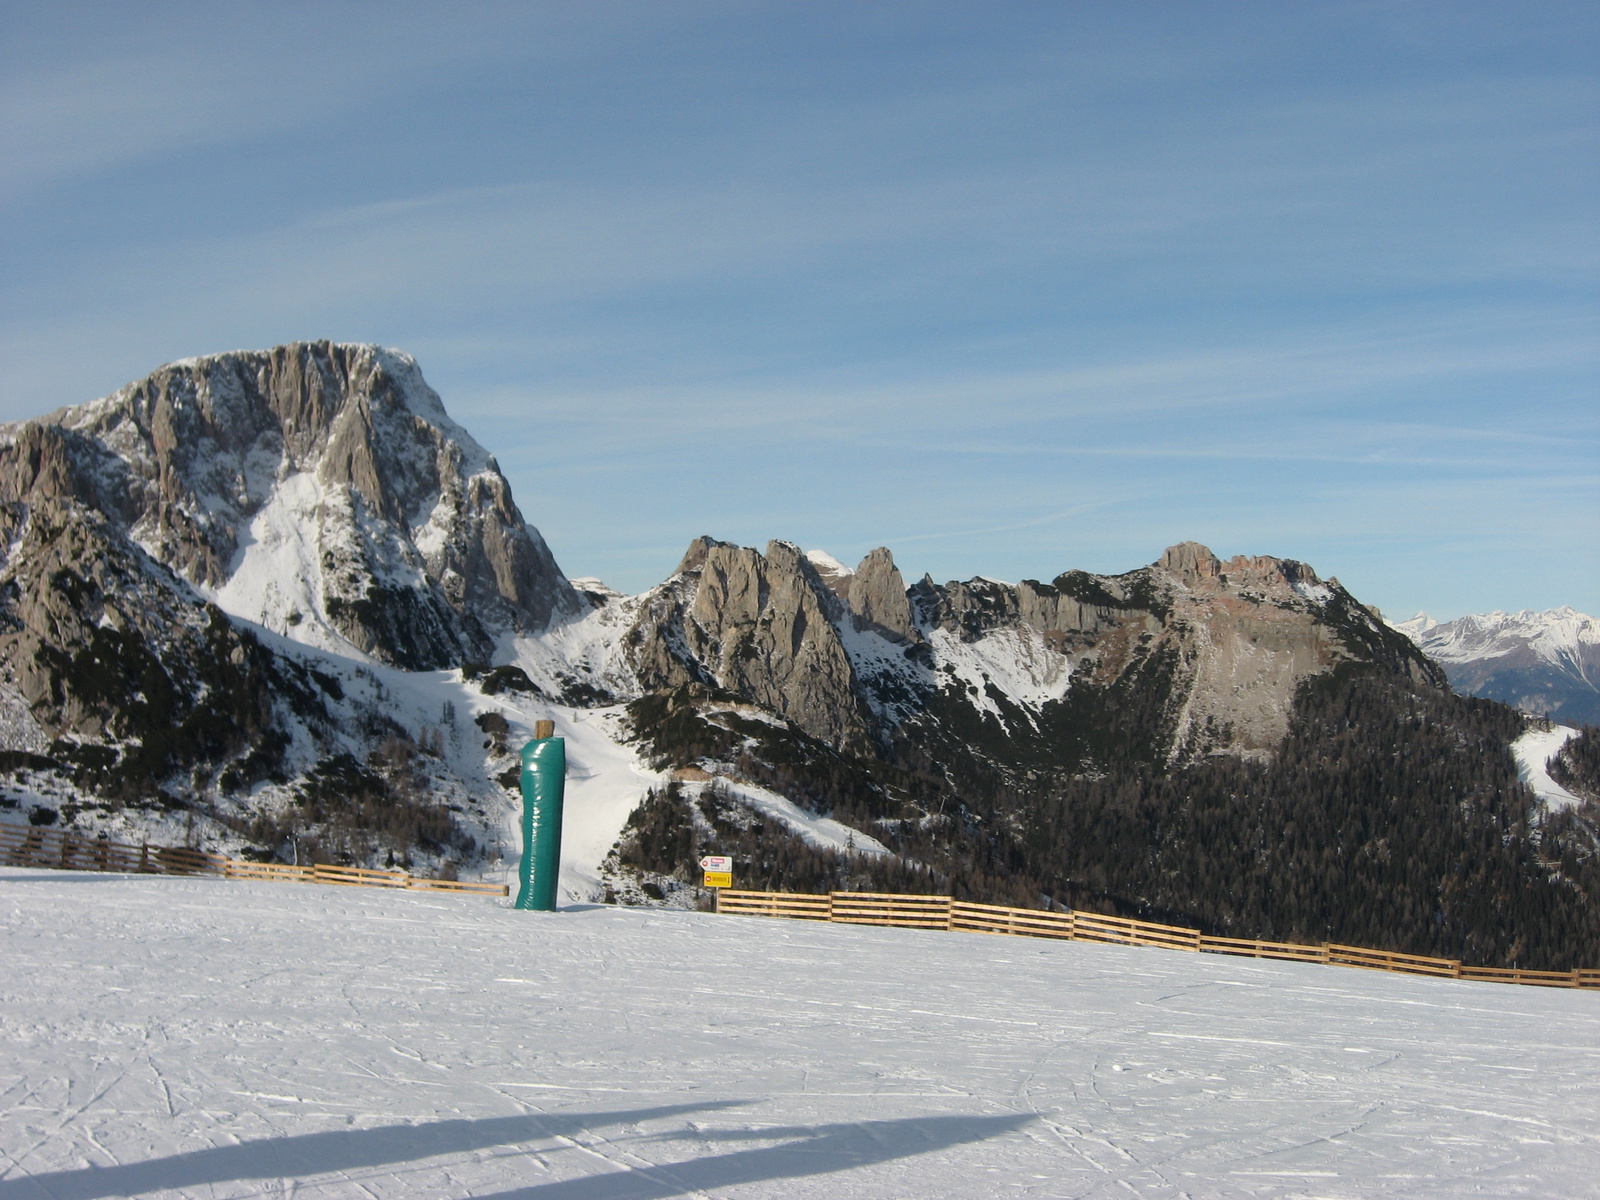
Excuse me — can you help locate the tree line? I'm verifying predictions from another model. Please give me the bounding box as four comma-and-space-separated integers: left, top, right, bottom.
628, 669, 1600, 970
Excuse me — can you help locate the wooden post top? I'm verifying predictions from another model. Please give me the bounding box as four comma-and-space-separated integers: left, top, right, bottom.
534, 719, 555, 740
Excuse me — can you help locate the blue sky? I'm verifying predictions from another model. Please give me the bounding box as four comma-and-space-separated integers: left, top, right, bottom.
2, 2, 1595, 618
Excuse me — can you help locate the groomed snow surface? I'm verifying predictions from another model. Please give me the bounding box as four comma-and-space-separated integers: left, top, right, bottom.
1511, 724, 1584, 811
5, 870, 1599, 1198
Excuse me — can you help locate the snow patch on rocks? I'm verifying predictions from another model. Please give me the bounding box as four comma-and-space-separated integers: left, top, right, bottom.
927, 626, 1073, 718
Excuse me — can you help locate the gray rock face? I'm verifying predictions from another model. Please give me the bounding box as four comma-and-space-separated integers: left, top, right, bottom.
0, 472, 321, 793
0, 341, 594, 844
1158, 541, 1223, 585
624, 536, 1439, 766
626, 538, 870, 749
18, 342, 578, 670
911, 570, 1139, 649
847, 548, 921, 644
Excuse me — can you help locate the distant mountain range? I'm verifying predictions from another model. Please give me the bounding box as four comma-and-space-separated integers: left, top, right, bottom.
1, 342, 1594, 969
1392, 608, 1599, 726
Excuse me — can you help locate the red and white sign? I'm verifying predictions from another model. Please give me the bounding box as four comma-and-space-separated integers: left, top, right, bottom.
699, 855, 732, 872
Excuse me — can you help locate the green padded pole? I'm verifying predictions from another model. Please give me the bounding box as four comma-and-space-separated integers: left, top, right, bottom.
514, 734, 566, 911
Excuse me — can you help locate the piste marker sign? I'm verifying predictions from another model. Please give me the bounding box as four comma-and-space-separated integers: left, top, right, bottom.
700, 855, 733, 889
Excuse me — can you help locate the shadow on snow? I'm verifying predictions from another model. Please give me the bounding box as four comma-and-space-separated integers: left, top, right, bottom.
1, 1103, 1032, 1199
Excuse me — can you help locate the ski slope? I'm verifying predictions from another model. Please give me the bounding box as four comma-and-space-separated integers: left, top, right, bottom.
1512, 723, 1584, 811
3, 868, 1599, 1198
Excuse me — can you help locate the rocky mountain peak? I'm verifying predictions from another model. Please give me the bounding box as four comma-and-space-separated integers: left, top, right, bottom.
621, 536, 869, 749
675, 534, 730, 576
847, 547, 921, 645
1158, 541, 1223, 584
1154, 542, 1330, 606
1155, 541, 1323, 593
3, 342, 578, 671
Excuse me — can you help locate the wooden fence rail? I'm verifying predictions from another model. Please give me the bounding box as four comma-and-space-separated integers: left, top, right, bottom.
9, 826, 1591, 987
716, 888, 1599, 992
0, 823, 507, 896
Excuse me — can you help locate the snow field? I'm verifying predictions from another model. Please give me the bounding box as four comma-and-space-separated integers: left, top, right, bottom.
3, 868, 1599, 1198
544, 707, 665, 903
924, 626, 1074, 718
1512, 724, 1583, 811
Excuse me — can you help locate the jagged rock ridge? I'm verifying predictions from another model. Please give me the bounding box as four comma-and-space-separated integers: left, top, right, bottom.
0, 340, 1542, 960
614, 535, 1439, 778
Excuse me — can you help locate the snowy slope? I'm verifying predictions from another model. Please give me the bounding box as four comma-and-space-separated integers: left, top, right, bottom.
209, 471, 372, 656
1390, 612, 1438, 641
925, 625, 1074, 718
544, 706, 665, 901
1394, 607, 1600, 723
1410, 606, 1598, 669
0, 612, 660, 903
681, 776, 891, 858
1512, 724, 1584, 811
4, 867, 1599, 1198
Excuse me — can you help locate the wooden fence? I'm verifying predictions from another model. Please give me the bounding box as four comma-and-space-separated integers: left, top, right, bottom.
716, 889, 1600, 991
9, 823, 1591, 988
0, 823, 507, 896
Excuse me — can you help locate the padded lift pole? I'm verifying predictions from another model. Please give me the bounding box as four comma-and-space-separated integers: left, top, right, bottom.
514, 719, 565, 911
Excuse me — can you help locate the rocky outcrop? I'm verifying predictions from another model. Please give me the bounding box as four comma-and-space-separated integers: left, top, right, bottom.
625, 538, 870, 749
846, 548, 921, 644
876, 542, 1438, 765
1158, 540, 1222, 585
10, 342, 579, 670
912, 569, 1147, 649
689, 540, 866, 746
0, 486, 324, 797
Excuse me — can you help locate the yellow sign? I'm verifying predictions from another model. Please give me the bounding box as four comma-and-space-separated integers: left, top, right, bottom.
702, 870, 733, 889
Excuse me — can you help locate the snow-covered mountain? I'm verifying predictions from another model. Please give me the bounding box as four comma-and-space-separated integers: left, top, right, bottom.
3, 344, 1585, 966
1392, 607, 1600, 725
0, 342, 598, 885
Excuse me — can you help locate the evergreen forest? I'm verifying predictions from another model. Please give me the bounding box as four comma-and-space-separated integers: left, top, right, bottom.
623, 668, 1600, 971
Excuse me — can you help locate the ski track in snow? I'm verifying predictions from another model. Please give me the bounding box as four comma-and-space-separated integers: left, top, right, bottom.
2, 869, 1598, 1199
1512, 725, 1584, 811
548, 708, 665, 903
